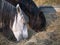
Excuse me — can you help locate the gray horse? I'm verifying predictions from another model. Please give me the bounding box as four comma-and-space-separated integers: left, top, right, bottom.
0, 0, 28, 42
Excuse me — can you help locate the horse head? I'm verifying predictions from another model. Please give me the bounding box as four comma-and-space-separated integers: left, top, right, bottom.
12, 4, 28, 41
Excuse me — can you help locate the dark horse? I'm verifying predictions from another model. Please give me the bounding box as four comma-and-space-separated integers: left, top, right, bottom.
6, 0, 46, 32
0, 0, 28, 41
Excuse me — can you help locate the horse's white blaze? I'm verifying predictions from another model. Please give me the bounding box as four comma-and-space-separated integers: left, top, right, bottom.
12, 15, 22, 41
12, 4, 28, 41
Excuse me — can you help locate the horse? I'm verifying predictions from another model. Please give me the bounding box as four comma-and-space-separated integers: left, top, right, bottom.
0, 0, 28, 42
6, 0, 46, 32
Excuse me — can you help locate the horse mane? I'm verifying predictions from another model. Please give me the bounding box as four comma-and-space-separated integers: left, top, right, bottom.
1, 0, 17, 27
0, 0, 17, 41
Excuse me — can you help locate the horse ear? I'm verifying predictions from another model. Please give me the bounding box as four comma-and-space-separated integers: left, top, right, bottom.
16, 4, 20, 13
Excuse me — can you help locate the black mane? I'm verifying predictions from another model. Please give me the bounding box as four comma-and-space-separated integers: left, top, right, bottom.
0, 0, 17, 41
